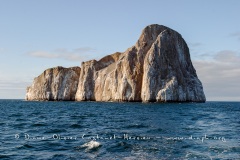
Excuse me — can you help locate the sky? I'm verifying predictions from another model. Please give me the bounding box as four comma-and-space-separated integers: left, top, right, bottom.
0, 0, 239, 101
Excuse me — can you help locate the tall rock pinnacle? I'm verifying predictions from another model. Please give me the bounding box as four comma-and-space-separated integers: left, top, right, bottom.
26, 24, 206, 102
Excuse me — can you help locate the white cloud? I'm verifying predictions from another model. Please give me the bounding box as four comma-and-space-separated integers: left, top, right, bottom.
27, 47, 97, 61
193, 50, 240, 101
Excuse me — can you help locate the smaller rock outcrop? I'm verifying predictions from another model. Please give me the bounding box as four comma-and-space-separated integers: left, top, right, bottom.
26, 66, 80, 101
75, 52, 122, 101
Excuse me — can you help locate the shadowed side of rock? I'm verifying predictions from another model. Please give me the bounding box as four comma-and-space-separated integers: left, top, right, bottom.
141, 29, 205, 102
26, 66, 81, 101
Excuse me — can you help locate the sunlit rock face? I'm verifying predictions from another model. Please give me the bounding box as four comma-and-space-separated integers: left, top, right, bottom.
27, 24, 206, 102
75, 24, 205, 102
26, 66, 80, 101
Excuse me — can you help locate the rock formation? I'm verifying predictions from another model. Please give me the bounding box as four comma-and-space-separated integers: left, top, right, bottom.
26, 66, 80, 101
26, 24, 206, 102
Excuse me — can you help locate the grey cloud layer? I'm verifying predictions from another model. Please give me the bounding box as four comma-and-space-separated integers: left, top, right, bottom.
193, 50, 240, 101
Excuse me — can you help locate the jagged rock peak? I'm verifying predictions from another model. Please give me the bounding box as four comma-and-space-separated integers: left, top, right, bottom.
136, 24, 170, 49
26, 24, 206, 102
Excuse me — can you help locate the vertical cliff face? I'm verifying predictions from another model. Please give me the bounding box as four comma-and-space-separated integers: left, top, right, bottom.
74, 24, 205, 102
26, 66, 80, 101
26, 24, 206, 102
141, 29, 205, 102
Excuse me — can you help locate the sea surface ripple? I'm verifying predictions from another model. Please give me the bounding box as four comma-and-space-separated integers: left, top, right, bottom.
0, 100, 239, 159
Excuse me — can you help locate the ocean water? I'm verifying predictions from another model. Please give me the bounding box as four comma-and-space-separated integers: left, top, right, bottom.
0, 100, 239, 160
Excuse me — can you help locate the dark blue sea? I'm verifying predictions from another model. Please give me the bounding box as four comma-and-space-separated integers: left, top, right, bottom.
0, 100, 239, 160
